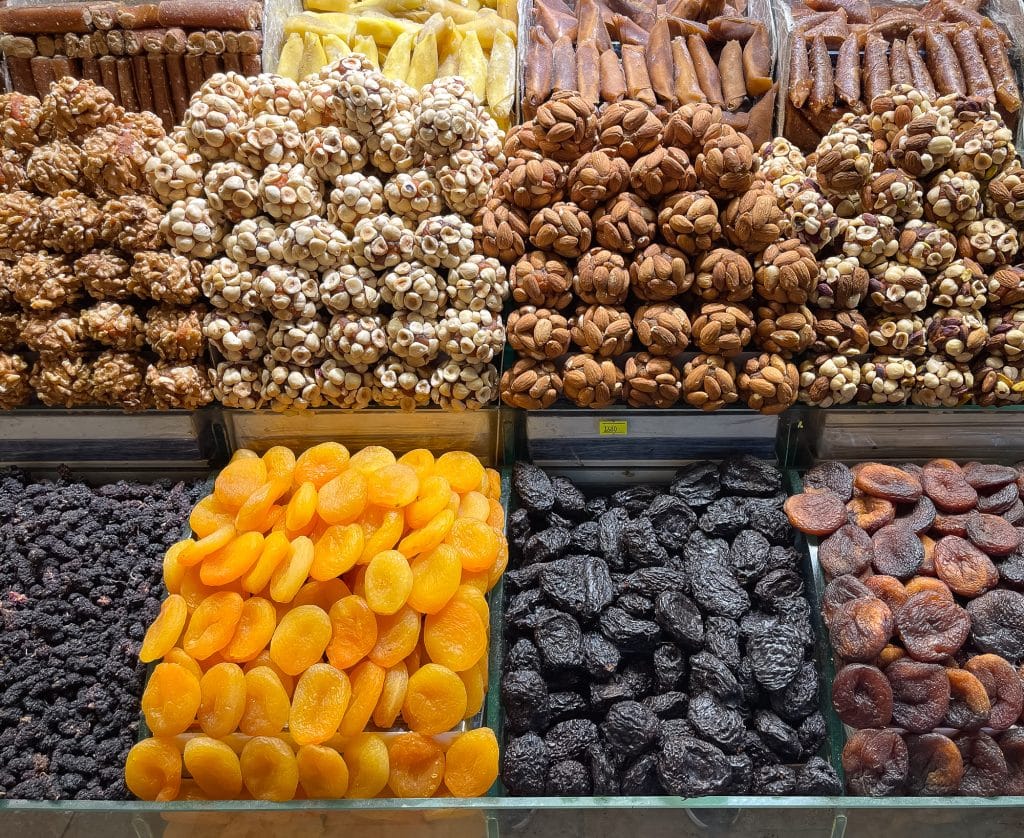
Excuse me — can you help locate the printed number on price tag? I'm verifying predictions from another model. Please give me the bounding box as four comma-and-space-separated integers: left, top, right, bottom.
598, 420, 628, 436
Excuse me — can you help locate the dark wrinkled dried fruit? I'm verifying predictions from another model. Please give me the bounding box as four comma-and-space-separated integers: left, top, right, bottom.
748, 625, 804, 690
829, 597, 895, 662
719, 456, 782, 497
643, 690, 689, 719
602, 700, 660, 758
895, 590, 971, 662
963, 654, 1024, 731
704, 617, 742, 671
922, 461, 978, 513
944, 667, 991, 732
886, 658, 950, 733
587, 743, 620, 795
549, 691, 589, 724
998, 551, 1024, 590
582, 632, 622, 679
623, 566, 687, 598
653, 643, 688, 692
819, 524, 874, 577
507, 637, 542, 671
832, 663, 895, 728
865, 575, 909, 612
621, 752, 662, 794
730, 529, 771, 583
502, 669, 551, 733
646, 495, 696, 550
795, 757, 843, 795
855, 463, 923, 503
906, 733, 964, 796
514, 463, 556, 512
699, 496, 750, 538
552, 476, 588, 519
546, 759, 592, 795
804, 461, 855, 501
545, 719, 600, 762
963, 463, 1018, 492
977, 482, 1020, 515
746, 500, 793, 545
998, 728, 1024, 795
932, 513, 971, 537
617, 592, 655, 617
502, 732, 550, 794
968, 589, 1024, 663
769, 660, 819, 724
535, 611, 584, 670
655, 590, 704, 651
752, 764, 796, 794
822, 575, 874, 625
847, 495, 897, 533
955, 732, 1008, 796
784, 490, 849, 536
541, 557, 613, 619
920, 535, 938, 575
934, 536, 1000, 597
871, 524, 925, 580
599, 606, 662, 652
754, 569, 804, 606
598, 507, 629, 569
753, 710, 802, 762
622, 517, 670, 567
897, 496, 937, 535
686, 545, 751, 619
842, 728, 909, 797
726, 752, 753, 793
689, 651, 741, 707
798, 713, 828, 758
524, 527, 570, 564
657, 735, 732, 796
1006, 501, 1024, 525
688, 691, 746, 753
670, 461, 721, 507
966, 513, 1022, 557
612, 486, 659, 515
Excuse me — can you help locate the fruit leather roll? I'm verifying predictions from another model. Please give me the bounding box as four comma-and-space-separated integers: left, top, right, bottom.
98, 54, 120, 103
118, 4, 162, 29
889, 38, 913, 87
577, 0, 610, 52
862, 32, 891, 106
647, 19, 676, 105
789, 36, 812, 109
834, 33, 862, 111
924, 27, 966, 96
672, 36, 705, 104
116, 57, 138, 111
133, 55, 155, 111
719, 39, 745, 111
600, 47, 627, 103
977, 23, 1021, 112
551, 35, 577, 93
688, 33, 724, 107
708, 15, 759, 42
577, 41, 600, 106
29, 56, 56, 96
951, 27, 994, 100
623, 43, 657, 106
808, 33, 834, 115
0, 4, 92, 34
86, 3, 120, 30
157, 0, 262, 30
524, 27, 553, 117
906, 34, 938, 99
743, 24, 772, 97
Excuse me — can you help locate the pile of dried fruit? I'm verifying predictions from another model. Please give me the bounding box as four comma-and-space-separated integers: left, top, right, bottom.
126, 443, 504, 800
0, 78, 213, 412
149, 62, 508, 411
500, 459, 842, 796
0, 468, 205, 800
787, 458, 1024, 796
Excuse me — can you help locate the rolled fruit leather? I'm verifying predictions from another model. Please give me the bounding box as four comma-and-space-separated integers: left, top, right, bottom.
789, 35, 812, 108
924, 27, 966, 95
157, 0, 262, 30
577, 0, 611, 51
889, 38, 913, 86
524, 27, 553, 116
0, 4, 92, 34
551, 35, 577, 93
577, 41, 601, 106
951, 26, 994, 99
534, 0, 578, 41
687, 32, 725, 106
719, 39, 746, 111
906, 33, 938, 98
809, 32, 834, 115
600, 47, 627, 102
672, 35, 706, 104
623, 43, 657, 106
977, 22, 1021, 112
648, 19, 676, 105
835, 33, 862, 110
862, 32, 891, 105
743, 24, 772, 96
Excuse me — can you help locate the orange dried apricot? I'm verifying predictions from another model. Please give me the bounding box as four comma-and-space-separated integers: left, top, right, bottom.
458, 491, 490, 522
485, 468, 501, 500
405, 645, 422, 676
407, 545, 461, 614
141, 594, 188, 663
294, 442, 350, 488
317, 470, 368, 525
183, 736, 243, 800
423, 597, 487, 672
269, 536, 315, 603
290, 663, 353, 746
343, 733, 390, 799
198, 662, 246, 738
444, 728, 498, 797
486, 499, 505, 531
142, 662, 201, 736
270, 604, 332, 675
364, 550, 414, 615
310, 523, 364, 581
236, 479, 291, 533
398, 449, 435, 479
337, 660, 387, 738
183, 592, 244, 660
286, 481, 319, 533
398, 509, 455, 558
189, 495, 235, 538
179, 566, 217, 611
446, 518, 499, 573
163, 647, 202, 681
460, 657, 487, 719
215, 457, 268, 512
350, 445, 397, 475
222, 596, 276, 663
347, 564, 367, 598
240, 736, 299, 801
179, 524, 236, 568
292, 578, 351, 611
242, 530, 290, 594
201, 531, 264, 587
231, 449, 259, 460
402, 663, 467, 734
452, 584, 489, 627
367, 463, 420, 509
446, 492, 461, 514
405, 476, 452, 530
326, 595, 378, 669
488, 541, 509, 591
358, 507, 404, 563
433, 452, 485, 494
163, 540, 191, 594
244, 650, 295, 695
388, 732, 445, 798
372, 661, 409, 729
368, 606, 421, 668
263, 445, 297, 484
239, 666, 291, 736
297, 745, 350, 799
125, 737, 182, 802
460, 567, 490, 595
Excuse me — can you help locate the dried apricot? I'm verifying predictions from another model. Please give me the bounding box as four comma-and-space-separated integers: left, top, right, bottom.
343, 733, 390, 798
458, 491, 491, 522
295, 442, 350, 489
402, 663, 467, 734
263, 445, 297, 483
269, 536, 315, 603
932, 513, 971, 537
221, 596, 277, 663
372, 661, 409, 729
887, 658, 950, 733
163, 540, 191, 595
245, 650, 295, 692
350, 445, 397, 475
291, 663, 353, 746
804, 460, 855, 500
460, 656, 487, 719
179, 524, 236, 568
485, 467, 501, 500
406, 475, 454, 530
433, 451, 485, 495
964, 463, 1018, 491
326, 595, 378, 669
183, 736, 243, 800
366, 463, 419, 510
215, 457, 269, 512
822, 575, 873, 625
240, 666, 291, 736
784, 490, 848, 536
125, 737, 182, 801
487, 498, 505, 531
141, 594, 188, 663
163, 647, 202, 681
842, 728, 908, 797
242, 530, 290, 594
398, 509, 456, 558
284, 481, 318, 533
964, 654, 1024, 731
922, 461, 978, 513
183, 591, 244, 660
832, 663, 894, 728
310, 523, 364, 580
876, 644, 905, 668
292, 578, 350, 612
920, 534, 938, 575
847, 495, 896, 533
190, 495, 235, 539
855, 463, 923, 503
399, 448, 436, 480
142, 662, 201, 736
444, 728, 499, 797
296, 745, 349, 799
364, 550, 414, 615
408, 545, 462, 614
905, 733, 964, 796
337, 660, 386, 738
944, 667, 991, 731
819, 524, 874, 578
956, 732, 1008, 796
978, 482, 1020, 515
829, 597, 894, 662
358, 507, 404, 563
445, 517, 500, 572
897, 496, 937, 535
933, 536, 999, 597
387, 732, 445, 798
198, 662, 246, 738
202, 531, 264, 587
904, 576, 953, 600
999, 728, 1024, 795
240, 736, 299, 801
270, 604, 332, 675
864, 575, 909, 612
236, 478, 291, 533
966, 512, 1021, 557
895, 590, 970, 662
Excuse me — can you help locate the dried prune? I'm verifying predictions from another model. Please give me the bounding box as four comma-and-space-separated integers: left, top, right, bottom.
855, 463, 923, 504
720, 456, 783, 497
704, 617, 742, 671
829, 597, 894, 662
934, 536, 999, 597
686, 553, 750, 620
922, 461, 978, 513
617, 592, 654, 618
545, 719, 600, 762
784, 490, 848, 536
601, 700, 660, 759
689, 652, 741, 707
669, 461, 721, 508
599, 607, 661, 652
623, 567, 688, 597
897, 496, 937, 535
624, 517, 671, 567
548, 691, 589, 724
584, 743, 619, 795
796, 757, 843, 795
653, 643, 688, 692
944, 668, 991, 731
745, 499, 794, 545
552, 477, 588, 520
968, 590, 1024, 663
998, 728, 1024, 795
514, 463, 556, 512
726, 752, 753, 792
590, 680, 637, 714
963, 654, 1024, 731
654, 591, 704, 651
932, 513, 971, 537
524, 527, 571, 565
799, 713, 828, 758
886, 658, 950, 733
752, 764, 796, 794
963, 463, 1018, 492
506, 564, 545, 592
755, 569, 805, 605
643, 691, 689, 720
611, 486, 659, 515
769, 661, 819, 724
842, 728, 909, 797
582, 632, 621, 679
804, 461, 855, 502
657, 735, 732, 796
955, 732, 1008, 796
687, 692, 746, 753
509, 507, 533, 550
819, 524, 874, 578
865, 575, 910, 612
748, 624, 805, 692
742, 730, 777, 769
569, 521, 600, 553
502, 733, 549, 794
730, 529, 771, 584
895, 590, 971, 663
541, 556, 614, 619
767, 544, 803, 571
905, 733, 964, 796
847, 495, 897, 533
753, 710, 802, 762
507, 588, 546, 631
977, 482, 1020, 515
699, 497, 750, 538
832, 663, 894, 728
870, 525, 925, 580
598, 507, 629, 569
966, 513, 1021, 557
534, 611, 584, 671
546, 759, 592, 795
646, 495, 696, 551
621, 753, 662, 794
502, 669, 550, 734
822, 575, 873, 625
684, 529, 731, 565
506, 638, 542, 672
770, 597, 813, 647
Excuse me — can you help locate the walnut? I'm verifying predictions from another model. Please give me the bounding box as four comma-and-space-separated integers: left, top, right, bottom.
500, 357, 562, 409
258, 162, 323, 223
436, 149, 491, 217
370, 356, 434, 410
144, 303, 206, 362
529, 202, 593, 259
511, 251, 573, 309
278, 216, 348, 273
860, 169, 923, 222
657, 190, 720, 255
812, 255, 869, 309
260, 358, 327, 411
567, 150, 629, 211
597, 101, 663, 161
0, 147, 29, 193
986, 266, 1024, 309
431, 360, 498, 410
384, 169, 443, 224
720, 184, 785, 254
858, 355, 917, 404
691, 302, 753, 357
412, 77, 482, 157
867, 312, 927, 357
135, 251, 202, 304
507, 306, 570, 360
810, 308, 870, 357
255, 264, 319, 321
890, 111, 955, 177
868, 261, 931, 314
786, 180, 842, 253
738, 353, 799, 414
145, 137, 204, 205
0, 311, 22, 352
202, 160, 260, 223
534, 92, 597, 162
31, 354, 92, 407
695, 127, 755, 199
201, 256, 259, 312
41, 77, 117, 138
473, 200, 528, 264
89, 351, 150, 411
574, 248, 629, 305
26, 141, 82, 195
923, 171, 982, 230
682, 353, 738, 411
0, 352, 31, 409
931, 259, 988, 310
145, 361, 213, 409
623, 353, 682, 408
957, 218, 1019, 267
0, 92, 44, 153
951, 115, 1015, 180
80, 124, 156, 198
351, 213, 415, 271
381, 260, 446, 318
694, 248, 753, 303
437, 308, 504, 365
80, 301, 144, 351
629, 243, 693, 301
78, 250, 133, 300
386, 312, 439, 367
318, 359, 374, 410
20, 307, 88, 357
754, 240, 817, 305
303, 126, 366, 182
203, 310, 267, 362
798, 354, 861, 407
327, 172, 385, 235
562, 353, 622, 408
664, 103, 727, 159
974, 352, 1024, 406
12, 251, 79, 312
40, 190, 103, 253
910, 354, 974, 407
634, 303, 690, 356
867, 85, 933, 145
753, 302, 815, 356
267, 315, 328, 367
445, 254, 508, 313
840, 213, 898, 268
210, 360, 263, 409
569, 304, 633, 358
95, 195, 162, 255
160, 197, 226, 258
630, 147, 696, 202
986, 162, 1024, 223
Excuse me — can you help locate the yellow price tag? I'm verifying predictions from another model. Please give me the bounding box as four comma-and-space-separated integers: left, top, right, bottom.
598, 420, 628, 436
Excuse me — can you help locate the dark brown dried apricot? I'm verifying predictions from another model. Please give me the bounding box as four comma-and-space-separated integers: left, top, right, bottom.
832, 663, 894, 728
904, 576, 953, 600
966, 513, 1022, 557
829, 597, 894, 662
877, 644, 905, 668
900, 463, 925, 479
933, 536, 999, 597
967, 589, 1024, 663
784, 490, 849, 536
905, 733, 964, 796
871, 525, 925, 580
932, 513, 971, 537
895, 590, 971, 663
977, 482, 1020, 515
896, 496, 936, 535
919, 535, 937, 576
963, 463, 1018, 492
842, 728, 908, 797
855, 463, 923, 504
847, 496, 896, 533
955, 732, 1008, 796
886, 658, 950, 733
922, 461, 978, 513
944, 668, 991, 731
818, 524, 874, 578
864, 575, 909, 612
963, 654, 1024, 731
998, 728, 1024, 795
804, 461, 855, 501
1005, 500, 1024, 525
822, 576, 874, 625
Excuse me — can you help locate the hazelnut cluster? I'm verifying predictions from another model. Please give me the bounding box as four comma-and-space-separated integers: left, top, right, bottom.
0, 79, 209, 412
152, 64, 506, 411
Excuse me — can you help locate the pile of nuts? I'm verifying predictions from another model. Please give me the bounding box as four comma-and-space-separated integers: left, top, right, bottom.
148, 61, 508, 411
0, 78, 212, 411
